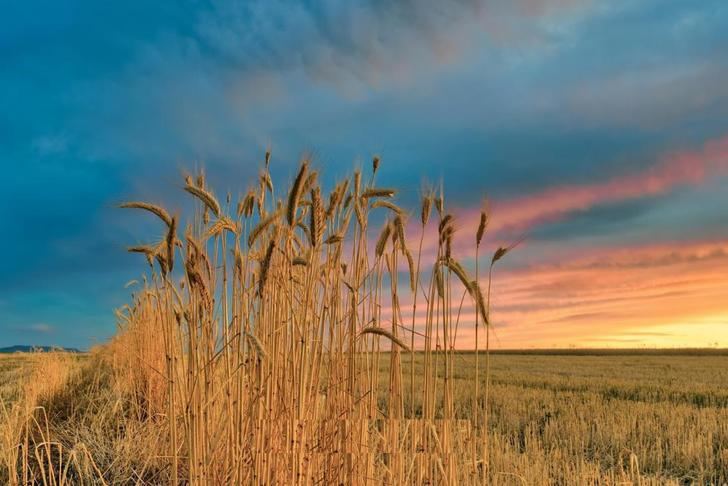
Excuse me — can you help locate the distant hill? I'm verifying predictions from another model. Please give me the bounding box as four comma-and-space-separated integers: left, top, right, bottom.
0, 345, 82, 354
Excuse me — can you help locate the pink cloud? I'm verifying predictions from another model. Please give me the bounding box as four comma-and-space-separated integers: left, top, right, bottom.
491, 134, 728, 234
414, 134, 728, 258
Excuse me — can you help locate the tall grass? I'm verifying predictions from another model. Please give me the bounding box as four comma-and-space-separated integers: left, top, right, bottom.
113, 157, 502, 484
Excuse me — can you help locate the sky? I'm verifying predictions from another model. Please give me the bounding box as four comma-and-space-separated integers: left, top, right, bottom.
1, 0, 727, 349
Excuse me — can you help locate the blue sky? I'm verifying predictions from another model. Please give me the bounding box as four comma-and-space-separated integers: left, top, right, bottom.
2, 0, 728, 349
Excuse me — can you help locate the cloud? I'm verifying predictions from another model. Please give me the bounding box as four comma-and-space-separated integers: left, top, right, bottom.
13, 323, 55, 334
30, 323, 54, 333
567, 62, 728, 129
32, 134, 68, 156
374, 238, 728, 349
413, 133, 728, 259
362, 223, 728, 347
487, 239, 728, 347
490, 134, 728, 234
618, 331, 679, 337
193, 0, 592, 91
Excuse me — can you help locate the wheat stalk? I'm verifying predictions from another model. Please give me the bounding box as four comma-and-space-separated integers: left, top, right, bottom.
359, 326, 411, 352
119, 202, 173, 228
361, 188, 396, 199
287, 160, 309, 226
184, 184, 221, 218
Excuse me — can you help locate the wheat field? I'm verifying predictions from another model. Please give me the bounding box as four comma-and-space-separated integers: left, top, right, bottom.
1, 157, 726, 485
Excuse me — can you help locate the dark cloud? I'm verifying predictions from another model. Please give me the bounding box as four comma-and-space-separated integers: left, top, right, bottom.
525, 194, 662, 242
193, 0, 591, 86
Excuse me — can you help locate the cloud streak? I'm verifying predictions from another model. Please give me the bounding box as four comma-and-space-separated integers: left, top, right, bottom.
492, 134, 728, 233
12, 323, 55, 334
488, 239, 728, 347
194, 0, 592, 91
413, 133, 728, 259
379, 238, 728, 349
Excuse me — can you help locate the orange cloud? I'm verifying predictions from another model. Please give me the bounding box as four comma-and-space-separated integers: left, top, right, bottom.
485, 239, 728, 348
372, 239, 728, 349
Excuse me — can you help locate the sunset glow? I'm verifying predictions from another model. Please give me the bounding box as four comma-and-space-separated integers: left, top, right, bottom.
488, 240, 728, 348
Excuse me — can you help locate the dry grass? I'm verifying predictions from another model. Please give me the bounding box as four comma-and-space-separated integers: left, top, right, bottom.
380, 352, 728, 484
0, 352, 85, 485
1, 156, 726, 485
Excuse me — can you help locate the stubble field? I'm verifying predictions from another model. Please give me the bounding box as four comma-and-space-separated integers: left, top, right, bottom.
3, 350, 726, 484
